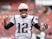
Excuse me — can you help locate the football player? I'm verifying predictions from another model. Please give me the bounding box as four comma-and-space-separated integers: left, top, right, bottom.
4, 3, 48, 39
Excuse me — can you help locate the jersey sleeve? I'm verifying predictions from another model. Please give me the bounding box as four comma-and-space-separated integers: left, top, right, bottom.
33, 16, 39, 24
10, 16, 15, 24
32, 16, 40, 30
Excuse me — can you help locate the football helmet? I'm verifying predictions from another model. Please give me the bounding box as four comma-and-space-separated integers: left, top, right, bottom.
18, 3, 29, 18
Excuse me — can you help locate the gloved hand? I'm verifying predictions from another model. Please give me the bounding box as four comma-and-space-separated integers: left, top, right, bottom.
40, 24, 48, 31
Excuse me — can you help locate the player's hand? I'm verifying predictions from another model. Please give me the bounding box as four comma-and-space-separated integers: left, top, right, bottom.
40, 24, 48, 31
43, 24, 48, 30
3, 16, 8, 26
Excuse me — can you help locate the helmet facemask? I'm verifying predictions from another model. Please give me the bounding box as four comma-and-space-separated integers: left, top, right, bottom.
19, 9, 28, 18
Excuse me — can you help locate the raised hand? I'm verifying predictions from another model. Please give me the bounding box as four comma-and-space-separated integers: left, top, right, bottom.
40, 24, 48, 31
3, 16, 9, 26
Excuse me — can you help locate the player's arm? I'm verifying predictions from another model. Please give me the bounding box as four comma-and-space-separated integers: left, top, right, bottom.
32, 16, 40, 30
32, 22, 40, 30
32, 22, 48, 31
32, 16, 48, 31
4, 22, 14, 29
4, 16, 15, 30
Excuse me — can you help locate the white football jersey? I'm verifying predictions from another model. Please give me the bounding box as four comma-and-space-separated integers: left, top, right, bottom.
10, 15, 38, 39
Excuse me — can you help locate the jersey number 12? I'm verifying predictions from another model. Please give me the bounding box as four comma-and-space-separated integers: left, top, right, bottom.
18, 23, 28, 33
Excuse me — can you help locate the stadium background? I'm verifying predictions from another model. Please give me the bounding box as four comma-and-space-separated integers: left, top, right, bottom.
0, 0, 52, 39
